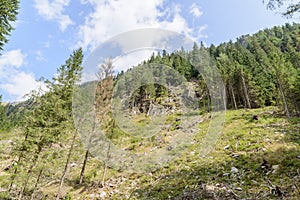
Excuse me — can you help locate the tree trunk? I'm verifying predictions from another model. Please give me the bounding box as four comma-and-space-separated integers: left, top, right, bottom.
8, 155, 21, 193
207, 92, 211, 113
19, 145, 42, 200
132, 97, 136, 114
79, 150, 89, 184
78, 107, 98, 185
9, 131, 30, 192
241, 73, 251, 109
101, 164, 108, 188
293, 101, 299, 117
277, 77, 290, 118
230, 83, 237, 110
56, 132, 76, 200
30, 166, 43, 200
101, 142, 111, 187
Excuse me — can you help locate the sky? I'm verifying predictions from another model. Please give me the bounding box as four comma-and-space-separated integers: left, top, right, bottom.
0, 0, 296, 102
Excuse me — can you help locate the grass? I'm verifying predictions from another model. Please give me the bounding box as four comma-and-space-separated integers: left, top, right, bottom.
0, 107, 300, 199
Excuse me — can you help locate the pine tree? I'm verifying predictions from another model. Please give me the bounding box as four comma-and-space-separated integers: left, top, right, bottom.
216, 53, 237, 109
0, 0, 19, 51
262, 38, 293, 117
8, 48, 83, 199
55, 48, 83, 199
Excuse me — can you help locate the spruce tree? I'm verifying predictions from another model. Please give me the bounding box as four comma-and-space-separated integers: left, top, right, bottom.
0, 0, 19, 51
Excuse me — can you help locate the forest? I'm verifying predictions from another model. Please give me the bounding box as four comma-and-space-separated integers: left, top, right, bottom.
1, 0, 300, 199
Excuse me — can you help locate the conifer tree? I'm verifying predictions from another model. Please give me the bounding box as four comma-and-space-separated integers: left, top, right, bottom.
0, 0, 19, 51
8, 48, 83, 199
55, 48, 83, 199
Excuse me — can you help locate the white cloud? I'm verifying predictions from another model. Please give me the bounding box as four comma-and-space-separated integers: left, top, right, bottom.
0, 72, 41, 97
113, 50, 155, 72
34, 0, 73, 31
0, 49, 25, 69
190, 3, 203, 17
0, 50, 44, 101
76, 1, 208, 87
76, 0, 201, 51
198, 24, 208, 38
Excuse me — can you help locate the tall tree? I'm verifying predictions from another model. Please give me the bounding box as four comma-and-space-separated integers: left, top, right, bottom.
78, 58, 115, 185
9, 48, 83, 199
55, 48, 83, 199
216, 53, 238, 109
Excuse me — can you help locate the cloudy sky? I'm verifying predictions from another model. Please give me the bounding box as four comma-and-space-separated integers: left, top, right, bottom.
0, 0, 295, 102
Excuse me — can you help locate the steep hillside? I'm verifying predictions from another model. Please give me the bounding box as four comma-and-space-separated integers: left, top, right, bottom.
141, 23, 300, 115
1, 107, 300, 199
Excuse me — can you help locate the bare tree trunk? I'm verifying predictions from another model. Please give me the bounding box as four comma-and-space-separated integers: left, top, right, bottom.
230, 83, 237, 110
79, 150, 89, 184
241, 74, 251, 109
277, 77, 290, 118
9, 131, 30, 192
101, 164, 108, 188
147, 101, 153, 116
293, 101, 299, 117
132, 98, 136, 114
9, 155, 21, 193
200, 89, 206, 111
56, 132, 76, 200
207, 93, 211, 113
222, 85, 227, 110
30, 166, 43, 200
78, 103, 98, 185
101, 142, 111, 187
19, 145, 42, 200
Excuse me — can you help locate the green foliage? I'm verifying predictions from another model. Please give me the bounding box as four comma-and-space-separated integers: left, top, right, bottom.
21, 48, 83, 148
6, 48, 84, 198
0, 95, 28, 131
144, 23, 300, 116
0, 0, 19, 51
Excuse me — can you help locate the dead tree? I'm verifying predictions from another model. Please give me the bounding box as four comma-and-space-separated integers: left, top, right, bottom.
79, 58, 114, 185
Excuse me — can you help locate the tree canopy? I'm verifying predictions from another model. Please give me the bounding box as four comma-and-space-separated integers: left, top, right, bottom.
144, 23, 300, 116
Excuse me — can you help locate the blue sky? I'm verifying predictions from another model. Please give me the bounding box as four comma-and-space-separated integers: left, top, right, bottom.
0, 0, 295, 102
